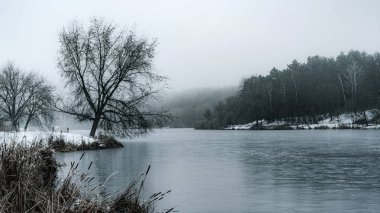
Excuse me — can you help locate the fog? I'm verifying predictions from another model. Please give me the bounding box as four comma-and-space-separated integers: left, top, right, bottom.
1, 0, 380, 92
163, 86, 238, 127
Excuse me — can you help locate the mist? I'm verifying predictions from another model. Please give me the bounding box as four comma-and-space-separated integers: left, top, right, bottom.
1, 0, 380, 92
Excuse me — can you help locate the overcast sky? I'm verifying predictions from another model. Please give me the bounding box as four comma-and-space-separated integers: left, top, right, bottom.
1, 0, 380, 92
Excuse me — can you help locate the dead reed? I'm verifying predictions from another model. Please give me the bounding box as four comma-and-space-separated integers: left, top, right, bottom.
0, 141, 173, 213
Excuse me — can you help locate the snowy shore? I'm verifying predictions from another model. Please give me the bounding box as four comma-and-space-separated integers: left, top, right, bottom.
226, 112, 380, 130
0, 130, 124, 152
0, 130, 94, 146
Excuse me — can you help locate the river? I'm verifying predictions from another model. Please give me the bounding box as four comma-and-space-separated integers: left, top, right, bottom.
56, 129, 380, 213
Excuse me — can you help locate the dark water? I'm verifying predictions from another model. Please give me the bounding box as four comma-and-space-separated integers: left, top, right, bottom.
56, 129, 380, 213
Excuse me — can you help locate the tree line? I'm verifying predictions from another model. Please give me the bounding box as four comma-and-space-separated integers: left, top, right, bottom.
195, 50, 380, 129
0, 18, 168, 137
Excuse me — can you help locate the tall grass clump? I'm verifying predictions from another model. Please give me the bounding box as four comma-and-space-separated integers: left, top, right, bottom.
0, 141, 59, 212
0, 141, 173, 213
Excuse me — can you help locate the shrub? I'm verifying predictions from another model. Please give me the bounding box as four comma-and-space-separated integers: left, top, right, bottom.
48, 134, 124, 152
314, 125, 330, 129
273, 125, 293, 130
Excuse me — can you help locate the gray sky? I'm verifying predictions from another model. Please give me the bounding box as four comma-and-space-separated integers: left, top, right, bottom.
1, 0, 380, 92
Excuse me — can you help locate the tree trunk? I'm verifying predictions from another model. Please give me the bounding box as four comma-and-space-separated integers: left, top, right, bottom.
338, 74, 347, 108
24, 116, 32, 131
362, 111, 369, 126
12, 119, 18, 132
24, 121, 30, 131
89, 115, 101, 137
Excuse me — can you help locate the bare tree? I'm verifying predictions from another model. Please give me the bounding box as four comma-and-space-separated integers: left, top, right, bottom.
288, 60, 302, 107
57, 18, 169, 137
0, 63, 29, 131
23, 76, 54, 131
340, 61, 362, 115
0, 63, 49, 131
346, 61, 362, 113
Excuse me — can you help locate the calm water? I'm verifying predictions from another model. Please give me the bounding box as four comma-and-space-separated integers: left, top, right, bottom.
56, 129, 380, 213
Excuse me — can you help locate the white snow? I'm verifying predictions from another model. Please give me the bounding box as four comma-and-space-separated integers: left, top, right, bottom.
226, 110, 380, 130
0, 130, 94, 146
225, 122, 256, 130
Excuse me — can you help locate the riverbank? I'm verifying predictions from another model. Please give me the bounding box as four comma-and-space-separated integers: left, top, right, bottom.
0, 142, 169, 213
0, 130, 124, 152
225, 112, 380, 130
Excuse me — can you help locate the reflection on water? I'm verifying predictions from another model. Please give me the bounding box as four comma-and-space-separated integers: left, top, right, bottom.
56, 129, 380, 213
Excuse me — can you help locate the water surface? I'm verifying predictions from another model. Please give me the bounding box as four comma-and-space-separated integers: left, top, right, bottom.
56, 129, 380, 213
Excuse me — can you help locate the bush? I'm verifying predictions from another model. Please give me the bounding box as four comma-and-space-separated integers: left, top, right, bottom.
96, 133, 124, 149
273, 125, 294, 130
48, 134, 124, 152
314, 125, 330, 129
249, 126, 266, 130
335, 124, 353, 129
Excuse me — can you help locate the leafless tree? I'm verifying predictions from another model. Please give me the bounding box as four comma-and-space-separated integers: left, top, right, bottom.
346, 61, 362, 113
336, 60, 363, 122
288, 60, 302, 107
0, 63, 54, 131
57, 18, 169, 137
340, 61, 362, 114
0, 63, 30, 131
23, 77, 54, 131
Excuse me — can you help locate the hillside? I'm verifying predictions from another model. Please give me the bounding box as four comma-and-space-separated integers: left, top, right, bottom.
163, 87, 238, 127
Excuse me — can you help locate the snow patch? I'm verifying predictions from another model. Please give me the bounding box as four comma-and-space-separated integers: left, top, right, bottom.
0, 130, 94, 146
226, 110, 380, 130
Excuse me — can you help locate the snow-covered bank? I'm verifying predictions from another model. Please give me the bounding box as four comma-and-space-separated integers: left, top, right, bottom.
0, 130, 94, 146
0, 130, 124, 152
226, 111, 380, 130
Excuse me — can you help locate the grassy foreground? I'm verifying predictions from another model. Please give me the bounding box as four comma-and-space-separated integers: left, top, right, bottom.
0, 142, 173, 213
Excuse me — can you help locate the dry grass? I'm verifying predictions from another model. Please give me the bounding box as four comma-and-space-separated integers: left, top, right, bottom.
48, 134, 123, 152
0, 142, 173, 213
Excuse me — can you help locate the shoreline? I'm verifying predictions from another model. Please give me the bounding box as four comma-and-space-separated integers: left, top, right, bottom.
0, 142, 165, 212
225, 124, 380, 131
224, 126, 380, 130
0, 130, 124, 152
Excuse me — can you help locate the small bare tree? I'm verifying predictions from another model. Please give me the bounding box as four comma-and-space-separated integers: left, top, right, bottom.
0, 63, 54, 131
0, 63, 31, 131
23, 77, 54, 131
57, 18, 169, 137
